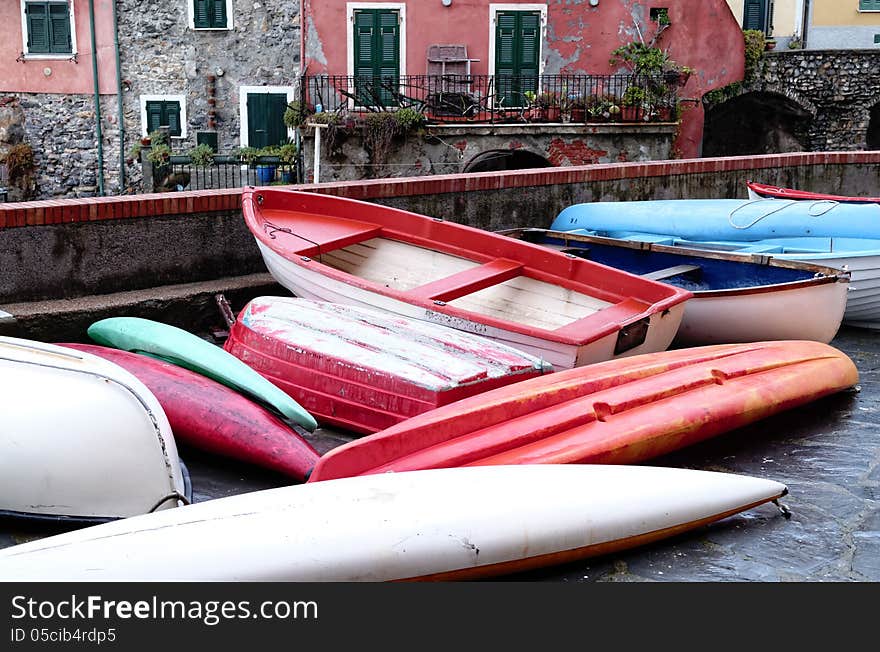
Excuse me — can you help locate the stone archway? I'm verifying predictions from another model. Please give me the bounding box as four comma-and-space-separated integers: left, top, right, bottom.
702, 91, 812, 157
463, 149, 552, 173
868, 102, 880, 150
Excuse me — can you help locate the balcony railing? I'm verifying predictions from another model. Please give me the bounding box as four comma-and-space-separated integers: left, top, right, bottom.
301, 73, 683, 124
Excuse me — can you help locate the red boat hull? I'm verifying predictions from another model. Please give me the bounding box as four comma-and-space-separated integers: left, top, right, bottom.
59, 344, 320, 481
307, 340, 858, 482
223, 297, 551, 434
747, 180, 880, 203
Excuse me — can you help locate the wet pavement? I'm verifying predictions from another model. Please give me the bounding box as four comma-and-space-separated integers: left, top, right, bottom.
2, 325, 878, 582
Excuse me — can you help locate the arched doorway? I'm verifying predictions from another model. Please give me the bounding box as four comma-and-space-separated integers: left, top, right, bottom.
867, 102, 880, 150
463, 149, 552, 173
702, 91, 811, 157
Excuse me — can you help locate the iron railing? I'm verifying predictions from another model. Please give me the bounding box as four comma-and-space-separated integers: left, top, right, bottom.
151, 155, 303, 192
301, 73, 682, 124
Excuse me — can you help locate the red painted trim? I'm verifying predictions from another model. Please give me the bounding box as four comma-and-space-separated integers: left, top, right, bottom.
2, 153, 879, 229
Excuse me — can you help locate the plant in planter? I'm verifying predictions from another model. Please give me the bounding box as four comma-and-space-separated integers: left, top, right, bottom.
621, 86, 649, 121
534, 91, 562, 122
188, 143, 215, 167
586, 96, 620, 122
283, 100, 313, 130
277, 142, 299, 183
568, 96, 588, 123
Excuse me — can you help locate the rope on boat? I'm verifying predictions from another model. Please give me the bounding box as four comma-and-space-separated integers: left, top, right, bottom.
728, 198, 839, 230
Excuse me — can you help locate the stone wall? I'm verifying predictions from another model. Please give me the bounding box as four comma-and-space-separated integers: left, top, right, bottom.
757, 50, 880, 150
301, 123, 678, 183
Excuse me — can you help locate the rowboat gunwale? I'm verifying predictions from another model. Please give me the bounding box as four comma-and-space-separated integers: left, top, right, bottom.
242, 187, 691, 350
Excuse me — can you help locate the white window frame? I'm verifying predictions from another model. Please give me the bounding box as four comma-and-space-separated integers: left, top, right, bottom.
19, 0, 78, 60
346, 2, 407, 110
238, 85, 297, 149
187, 0, 234, 31
488, 4, 547, 78
140, 95, 188, 139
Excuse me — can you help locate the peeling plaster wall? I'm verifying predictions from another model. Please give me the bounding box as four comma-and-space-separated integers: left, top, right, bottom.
303, 1, 745, 158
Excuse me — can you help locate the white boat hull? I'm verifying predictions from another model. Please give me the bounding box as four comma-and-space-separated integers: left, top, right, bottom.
0, 337, 188, 521
0, 465, 787, 581
673, 276, 849, 345
256, 241, 685, 369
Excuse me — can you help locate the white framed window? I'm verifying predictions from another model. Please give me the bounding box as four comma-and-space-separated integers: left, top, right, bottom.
140, 95, 188, 139
488, 4, 547, 78
20, 0, 78, 59
346, 3, 407, 110
239, 86, 297, 149
188, 0, 234, 31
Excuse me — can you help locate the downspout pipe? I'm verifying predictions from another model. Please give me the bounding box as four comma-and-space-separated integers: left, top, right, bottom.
88, 0, 105, 196
112, 0, 125, 192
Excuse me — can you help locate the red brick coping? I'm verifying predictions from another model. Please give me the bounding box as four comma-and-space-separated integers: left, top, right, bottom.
2, 152, 878, 229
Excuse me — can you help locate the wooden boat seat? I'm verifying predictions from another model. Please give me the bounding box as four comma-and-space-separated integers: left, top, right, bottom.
408, 258, 524, 302
641, 264, 701, 281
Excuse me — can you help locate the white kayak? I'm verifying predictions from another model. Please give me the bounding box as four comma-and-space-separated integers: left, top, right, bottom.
0, 337, 189, 522
0, 465, 787, 581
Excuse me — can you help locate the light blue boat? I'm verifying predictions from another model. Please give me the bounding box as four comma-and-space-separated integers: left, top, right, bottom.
550, 198, 880, 329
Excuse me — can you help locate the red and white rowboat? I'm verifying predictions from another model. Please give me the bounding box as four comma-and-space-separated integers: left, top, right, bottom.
241, 188, 691, 369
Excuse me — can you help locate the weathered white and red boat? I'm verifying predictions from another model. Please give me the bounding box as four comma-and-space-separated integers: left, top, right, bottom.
307, 340, 858, 483
241, 187, 692, 369
0, 465, 789, 581
223, 296, 552, 434
747, 180, 880, 203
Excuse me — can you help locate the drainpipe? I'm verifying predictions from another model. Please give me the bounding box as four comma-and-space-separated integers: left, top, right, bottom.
88, 0, 105, 196
112, 0, 125, 192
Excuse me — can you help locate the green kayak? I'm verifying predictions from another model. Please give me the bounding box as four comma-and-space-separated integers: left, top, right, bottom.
88, 317, 318, 432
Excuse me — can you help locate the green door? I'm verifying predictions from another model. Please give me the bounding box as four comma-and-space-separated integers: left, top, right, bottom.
495, 11, 541, 108
353, 9, 400, 107
743, 0, 768, 33
246, 93, 289, 148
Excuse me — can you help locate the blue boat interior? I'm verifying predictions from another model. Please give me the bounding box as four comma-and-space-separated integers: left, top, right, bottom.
530, 233, 821, 292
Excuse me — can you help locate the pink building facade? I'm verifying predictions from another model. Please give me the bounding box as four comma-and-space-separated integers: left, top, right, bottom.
301, 0, 746, 157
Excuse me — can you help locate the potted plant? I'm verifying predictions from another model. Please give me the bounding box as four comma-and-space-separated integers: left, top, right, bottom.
277, 142, 298, 183
621, 86, 648, 121
535, 91, 562, 122
188, 143, 215, 168
568, 96, 588, 123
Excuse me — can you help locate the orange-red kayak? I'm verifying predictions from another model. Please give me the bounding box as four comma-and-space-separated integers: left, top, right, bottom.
747, 180, 880, 203
307, 340, 858, 482
60, 343, 320, 481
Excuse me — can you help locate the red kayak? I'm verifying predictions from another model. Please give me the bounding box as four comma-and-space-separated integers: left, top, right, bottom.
59, 344, 320, 481
747, 180, 880, 203
307, 340, 858, 482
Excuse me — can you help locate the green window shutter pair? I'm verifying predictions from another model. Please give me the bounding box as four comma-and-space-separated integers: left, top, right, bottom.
25, 2, 72, 54
743, 0, 767, 32
194, 0, 227, 29
146, 101, 182, 137
353, 9, 400, 107
860, 0, 880, 10
246, 93, 289, 149
495, 11, 541, 107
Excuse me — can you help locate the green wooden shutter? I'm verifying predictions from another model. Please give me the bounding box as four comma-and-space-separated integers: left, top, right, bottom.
26, 3, 51, 54
860, 0, 880, 10
194, 0, 225, 28
146, 101, 182, 137
743, 0, 767, 31
495, 11, 540, 107
194, 0, 210, 28
49, 3, 71, 53
353, 9, 399, 107
247, 93, 288, 148
211, 0, 227, 28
